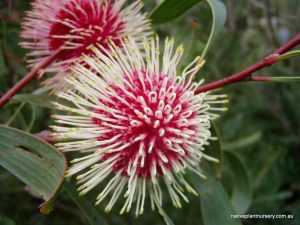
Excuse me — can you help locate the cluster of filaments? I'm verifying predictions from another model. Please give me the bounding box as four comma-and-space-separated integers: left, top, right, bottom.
20, 0, 151, 88
52, 37, 227, 215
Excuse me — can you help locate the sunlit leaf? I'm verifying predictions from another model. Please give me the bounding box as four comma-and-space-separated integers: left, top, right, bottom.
0, 125, 67, 214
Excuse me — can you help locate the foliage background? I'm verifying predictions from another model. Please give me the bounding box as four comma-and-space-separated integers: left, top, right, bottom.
0, 0, 300, 225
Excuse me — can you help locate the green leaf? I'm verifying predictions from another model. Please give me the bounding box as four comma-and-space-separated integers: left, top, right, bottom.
194, 129, 244, 225
223, 131, 262, 150
150, 0, 202, 24
6, 102, 26, 126
205, 122, 223, 178
0, 50, 8, 77
11, 88, 56, 108
251, 147, 284, 188
224, 151, 252, 214
0, 125, 67, 214
11, 87, 72, 109
269, 76, 300, 82
176, 21, 198, 67
277, 50, 300, 61
157, 207, 175, 225
193, 173, 242, 225
150, 0, 226, 61
26, 103, 37, 132
200, 0, 227, 60
0, 216, 16, 225
253, 191, 293, 204
63, 181, 109, 225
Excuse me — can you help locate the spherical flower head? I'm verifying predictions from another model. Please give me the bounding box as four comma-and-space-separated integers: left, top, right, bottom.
20, 0, 151, 89
52, 36, 228, 215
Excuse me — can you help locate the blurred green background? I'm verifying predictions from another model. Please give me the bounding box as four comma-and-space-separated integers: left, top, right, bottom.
0, 0, 300, 225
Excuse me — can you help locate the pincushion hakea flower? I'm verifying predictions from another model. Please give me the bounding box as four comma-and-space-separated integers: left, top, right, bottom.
20, 0, 151, 89
52, 36, 228, 215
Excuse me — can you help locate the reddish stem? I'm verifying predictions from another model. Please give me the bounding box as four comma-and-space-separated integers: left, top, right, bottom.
274, 33, 300, 55
0, 49, 64, 109
195, 32, 300, 94
3, 51, 27, 69
246, 76, 273, 82
0, 13, 20, 24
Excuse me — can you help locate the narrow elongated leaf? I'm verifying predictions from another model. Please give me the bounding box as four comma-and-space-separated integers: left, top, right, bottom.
194, 124, 242, 225
63, 182, 109, 225
278, 50, 300, 61
223, 131, 262, 150
251, 147, 284, 188
12, 90, 56, 108
150, 0, 226, 62
204, 122, 223, 178
177, 21, 198, 67
253, 191, 293, 204
193, 173, 242, 225
224, 151, 252, 214
0, 125, 67, 214
11, 87, 72, 109
157, 206, 175, 225
0, 216, 16, 225
200, 0, 227, 60
269, 76, 300, 82
150, 0, 202, 24
0, 50, 8, 76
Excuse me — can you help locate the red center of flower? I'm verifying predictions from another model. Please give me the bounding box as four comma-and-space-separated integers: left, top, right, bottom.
92, 71, 198, 178
49, 0, 124, 61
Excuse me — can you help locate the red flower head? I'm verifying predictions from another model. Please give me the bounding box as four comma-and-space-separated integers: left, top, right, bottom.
20, 0, 151, 89
52, 36, 228, 215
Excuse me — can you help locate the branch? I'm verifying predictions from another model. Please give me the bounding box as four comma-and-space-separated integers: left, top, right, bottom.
3, 50, 28, 70
0, 13, 20, 24
244, 76, 273, 82
195, 32, 300, 94
0, 48, 64, 109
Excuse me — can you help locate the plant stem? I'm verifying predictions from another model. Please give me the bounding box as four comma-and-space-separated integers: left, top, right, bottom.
195, 32, 300, 94
0, 48, 64, 109
244, 76, 273, 82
